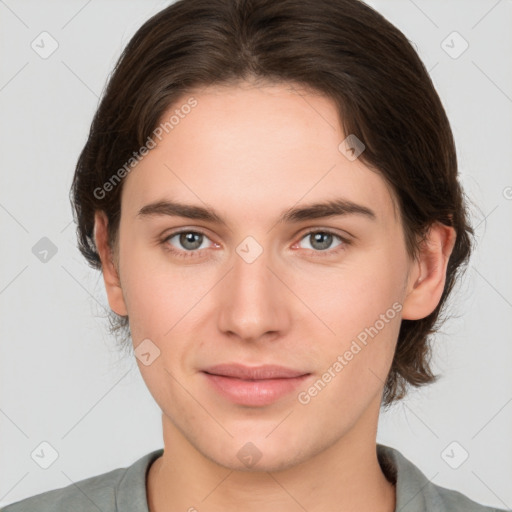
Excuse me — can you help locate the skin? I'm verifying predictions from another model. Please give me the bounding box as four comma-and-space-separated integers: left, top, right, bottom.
94, 80, 456, 512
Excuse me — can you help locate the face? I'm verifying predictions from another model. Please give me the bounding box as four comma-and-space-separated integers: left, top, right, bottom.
96, 81, 446, 472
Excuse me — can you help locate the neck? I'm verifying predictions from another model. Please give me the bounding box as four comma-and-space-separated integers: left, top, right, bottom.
147, 401, 395, 512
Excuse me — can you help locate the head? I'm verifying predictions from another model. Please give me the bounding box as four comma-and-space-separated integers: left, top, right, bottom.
71, 0, 472, 470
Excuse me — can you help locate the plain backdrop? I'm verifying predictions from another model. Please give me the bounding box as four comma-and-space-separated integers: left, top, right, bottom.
1, 0, 511, 509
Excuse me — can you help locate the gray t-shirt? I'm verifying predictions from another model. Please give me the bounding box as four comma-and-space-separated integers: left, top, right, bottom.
1, 444, 505, 511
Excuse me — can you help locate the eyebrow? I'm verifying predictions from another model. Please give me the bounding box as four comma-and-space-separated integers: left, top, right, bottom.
137, 198, 376, 225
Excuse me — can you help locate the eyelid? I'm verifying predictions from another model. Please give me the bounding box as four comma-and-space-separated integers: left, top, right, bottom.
295, 225, 354, 242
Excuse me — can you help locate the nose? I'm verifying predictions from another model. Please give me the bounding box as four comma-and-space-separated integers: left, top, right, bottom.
216, 243, 292, 343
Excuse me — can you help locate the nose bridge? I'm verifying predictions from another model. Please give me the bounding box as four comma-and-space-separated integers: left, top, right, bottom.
217, 236, 289, 340
232, 243, 272, 299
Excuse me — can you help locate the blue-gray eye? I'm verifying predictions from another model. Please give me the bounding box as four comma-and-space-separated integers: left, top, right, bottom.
299, 231, 343, 251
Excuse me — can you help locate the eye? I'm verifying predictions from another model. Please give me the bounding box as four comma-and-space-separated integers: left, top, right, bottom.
295, 230, 349, 255
161, 228, 350, 260
162, 230, 216, 258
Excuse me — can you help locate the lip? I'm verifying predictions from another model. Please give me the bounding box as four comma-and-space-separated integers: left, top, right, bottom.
203, 363, 308, 380
202, 363, 311, 406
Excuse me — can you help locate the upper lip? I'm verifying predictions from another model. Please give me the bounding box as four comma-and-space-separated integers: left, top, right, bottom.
202, 363, 309, 380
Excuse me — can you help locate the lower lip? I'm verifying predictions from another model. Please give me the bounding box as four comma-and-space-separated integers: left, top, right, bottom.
202, 372, 311, 406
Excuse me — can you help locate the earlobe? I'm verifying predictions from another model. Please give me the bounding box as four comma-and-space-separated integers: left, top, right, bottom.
401, 223, 457, 320
94, 211, 128, 316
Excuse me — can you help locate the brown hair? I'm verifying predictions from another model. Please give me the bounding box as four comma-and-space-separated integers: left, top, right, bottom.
71, 0, 474, 406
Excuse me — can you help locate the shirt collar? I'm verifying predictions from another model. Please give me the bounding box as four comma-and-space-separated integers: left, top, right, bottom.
116, 448, 163, 512
115, 444, 443, 512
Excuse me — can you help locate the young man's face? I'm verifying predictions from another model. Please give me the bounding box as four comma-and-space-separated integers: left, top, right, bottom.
96, 81, 449, 472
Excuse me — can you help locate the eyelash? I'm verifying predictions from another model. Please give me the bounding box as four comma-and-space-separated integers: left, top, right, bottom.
160, 229, 351, 260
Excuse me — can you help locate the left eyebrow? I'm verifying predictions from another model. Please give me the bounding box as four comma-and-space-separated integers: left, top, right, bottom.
136, 197, 376, 225
279, 198, 376, 223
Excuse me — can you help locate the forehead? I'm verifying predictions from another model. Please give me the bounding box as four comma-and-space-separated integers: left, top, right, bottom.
121, 82, 398, 226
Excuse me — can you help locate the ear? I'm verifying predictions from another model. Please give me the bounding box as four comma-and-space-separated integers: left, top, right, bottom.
401, 222, 457, 320
94, 211, 128, 316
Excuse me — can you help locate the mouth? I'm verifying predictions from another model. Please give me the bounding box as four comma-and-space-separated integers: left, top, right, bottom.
201, 363, 312, 406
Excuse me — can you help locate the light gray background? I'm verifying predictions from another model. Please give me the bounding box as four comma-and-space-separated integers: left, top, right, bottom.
1, 0, 511, 509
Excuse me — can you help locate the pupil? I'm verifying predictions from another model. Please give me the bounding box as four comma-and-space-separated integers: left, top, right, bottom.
181, 232, 202, 250
312, 232, 332, 250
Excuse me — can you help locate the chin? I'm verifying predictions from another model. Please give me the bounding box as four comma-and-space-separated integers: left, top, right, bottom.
197, 428, 318, 473
212, 446, 308, 473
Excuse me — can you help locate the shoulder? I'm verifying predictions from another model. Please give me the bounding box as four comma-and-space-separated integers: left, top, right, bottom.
378, 444, 506, 512
431, 485, 504, 512
0, 449, 163, 512
0, 469, 121, 512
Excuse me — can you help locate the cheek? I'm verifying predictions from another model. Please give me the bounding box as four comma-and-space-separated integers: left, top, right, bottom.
295, 305, 401, 420
292, 245, 406, 337
290, 247, 406, 398
119, 245, 217, 366
118, 239, 185, 341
